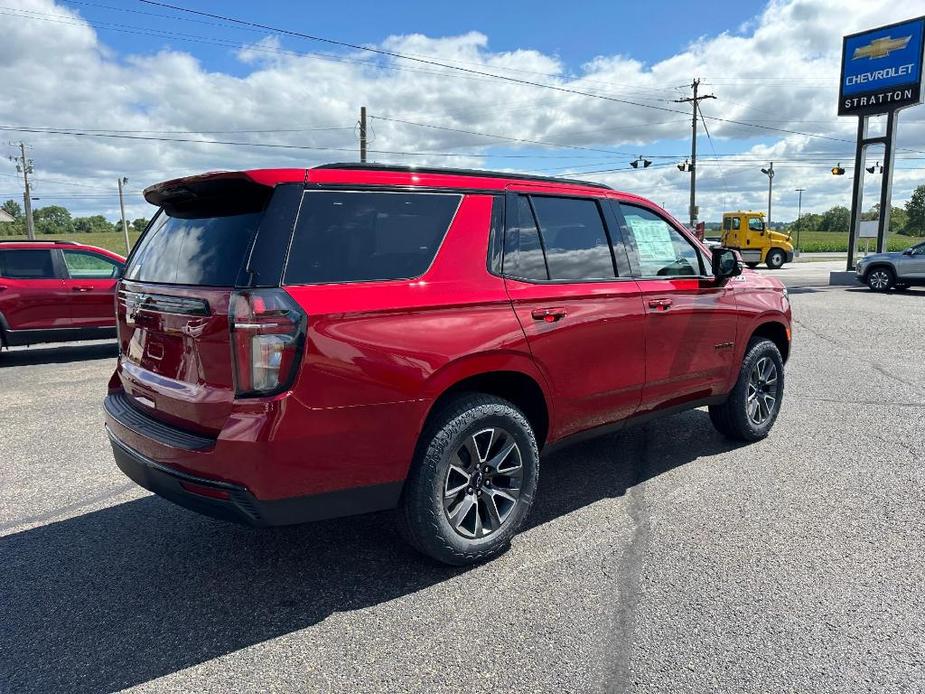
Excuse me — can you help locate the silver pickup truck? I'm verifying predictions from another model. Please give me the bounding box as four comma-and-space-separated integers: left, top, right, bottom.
856, 240, 925, 291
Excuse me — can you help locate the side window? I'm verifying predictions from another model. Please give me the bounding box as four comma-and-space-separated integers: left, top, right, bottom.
620, 204, 702, 277
748, 217, 765, 232
63, 251, 121, 279
0, 250, 56, 279
732, 217, 741, 230
723, 216, 740, 231
504, 195, 549, 281
285, 191, 460, 284
529, 196, 615, 280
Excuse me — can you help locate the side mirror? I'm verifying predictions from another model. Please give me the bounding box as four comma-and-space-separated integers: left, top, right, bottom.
712, 248, 742, 281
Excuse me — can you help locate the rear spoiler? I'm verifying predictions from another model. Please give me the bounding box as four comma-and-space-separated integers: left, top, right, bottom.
143, 170, 307, 208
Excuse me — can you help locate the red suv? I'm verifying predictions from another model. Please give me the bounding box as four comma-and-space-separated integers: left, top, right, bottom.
104, 165, 791, 565
0, 240, 125, 349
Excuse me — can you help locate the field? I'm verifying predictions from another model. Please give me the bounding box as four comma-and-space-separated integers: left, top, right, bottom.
706, 230, 919, 252
0, 231, 141, 255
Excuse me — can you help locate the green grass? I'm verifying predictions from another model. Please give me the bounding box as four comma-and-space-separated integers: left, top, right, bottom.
0, 231, 141, 255
706, 230, 920, 253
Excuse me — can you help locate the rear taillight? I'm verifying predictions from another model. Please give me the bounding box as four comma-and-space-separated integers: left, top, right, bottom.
230, 289, 306, 397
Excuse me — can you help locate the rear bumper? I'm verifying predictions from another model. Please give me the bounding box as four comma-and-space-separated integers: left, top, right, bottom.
104, 391, 405, 526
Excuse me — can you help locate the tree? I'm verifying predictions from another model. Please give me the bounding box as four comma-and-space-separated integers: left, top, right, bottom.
131, 217, 149, 232
73, 215, 114, 234
819, 206, 851, 232
33, 205, 73, 235
903, 185, 925, 236
2, 199, 22, 219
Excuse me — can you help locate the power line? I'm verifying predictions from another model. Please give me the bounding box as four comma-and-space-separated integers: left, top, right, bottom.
134, 0, 869, 148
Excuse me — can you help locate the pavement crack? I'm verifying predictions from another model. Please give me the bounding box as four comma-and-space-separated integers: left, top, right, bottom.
605, 426, 653, 694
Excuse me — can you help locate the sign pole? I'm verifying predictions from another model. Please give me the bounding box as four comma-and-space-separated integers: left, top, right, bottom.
846, 117, 867, 271
876, 109, 898, 253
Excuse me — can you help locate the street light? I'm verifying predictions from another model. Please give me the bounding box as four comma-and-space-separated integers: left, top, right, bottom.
794, 187, 805, 253
760, 162, 775, 229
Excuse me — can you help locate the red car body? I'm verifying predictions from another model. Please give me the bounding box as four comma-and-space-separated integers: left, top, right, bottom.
104, 165, 791, 526
0, 240, 125, 347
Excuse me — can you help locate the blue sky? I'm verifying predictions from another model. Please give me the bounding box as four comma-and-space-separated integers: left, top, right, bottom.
78, 0, 767, 75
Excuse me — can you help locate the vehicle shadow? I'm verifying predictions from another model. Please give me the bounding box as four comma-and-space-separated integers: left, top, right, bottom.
0, 410, 741, 693
0, 341, 117, 367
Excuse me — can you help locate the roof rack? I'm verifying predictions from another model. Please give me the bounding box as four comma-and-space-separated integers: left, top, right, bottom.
0, 239, 79, 245
313, 163, 613, 191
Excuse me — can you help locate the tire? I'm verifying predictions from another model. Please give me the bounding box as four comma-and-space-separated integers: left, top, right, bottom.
866, 266, 894, 292
709, 338, 785, 442
746, 262, 759, 269
766, 249, 785, 269
397, 393, 540, 566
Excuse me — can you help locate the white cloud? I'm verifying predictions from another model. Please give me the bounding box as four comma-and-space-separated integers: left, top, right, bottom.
0, 0, 923, 223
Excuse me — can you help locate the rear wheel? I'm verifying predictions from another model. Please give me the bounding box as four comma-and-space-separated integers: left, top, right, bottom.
397, 394, 539, 566
766, 248, 785, 269
710, 338, 784, 442
866, 267, 894, 292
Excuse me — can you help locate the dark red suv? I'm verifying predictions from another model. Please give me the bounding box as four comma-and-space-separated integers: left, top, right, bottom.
104, 164, 791, 565
0, 240, 125, 349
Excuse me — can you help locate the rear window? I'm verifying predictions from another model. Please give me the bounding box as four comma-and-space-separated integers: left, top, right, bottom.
124, 209, 263, 286
0, 249, 56, 279
285, 191, 461, 284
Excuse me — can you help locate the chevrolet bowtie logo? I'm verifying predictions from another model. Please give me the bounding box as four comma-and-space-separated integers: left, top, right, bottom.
853, 35, 912, 60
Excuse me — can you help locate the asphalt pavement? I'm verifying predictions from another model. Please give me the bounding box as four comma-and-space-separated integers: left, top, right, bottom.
1, 268, 923, 693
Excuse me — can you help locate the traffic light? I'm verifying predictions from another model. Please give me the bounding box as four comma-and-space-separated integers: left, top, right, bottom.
831, 163, 845, 176
865, 161, 883, 174
630, 157, 652, 169
677, 159, 691, 172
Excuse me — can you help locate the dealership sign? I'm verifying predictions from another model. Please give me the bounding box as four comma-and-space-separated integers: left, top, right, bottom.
839, 17, 925, 115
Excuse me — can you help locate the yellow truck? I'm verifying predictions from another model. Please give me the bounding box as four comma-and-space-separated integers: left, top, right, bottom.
720, 211, 794, 269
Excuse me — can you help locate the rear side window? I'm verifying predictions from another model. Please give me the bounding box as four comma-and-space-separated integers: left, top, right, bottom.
285, 191, 461, 284
0, 250, 56, 279
504, 196, 549, 281
125, 210, 263, 286
529, 196, 615, 280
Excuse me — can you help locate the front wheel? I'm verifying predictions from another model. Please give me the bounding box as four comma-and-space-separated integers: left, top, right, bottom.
397, 394, 539, 566
866, 267, 894, 292
710, 338, 785, 442
766, 249, 785, 269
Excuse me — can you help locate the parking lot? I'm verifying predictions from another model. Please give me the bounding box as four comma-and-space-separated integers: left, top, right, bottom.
1, 263, 923, 693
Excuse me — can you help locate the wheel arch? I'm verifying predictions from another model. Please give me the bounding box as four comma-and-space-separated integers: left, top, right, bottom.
420, 355, 552, 450
750, 319, 790, 363
861, 262, 895, 280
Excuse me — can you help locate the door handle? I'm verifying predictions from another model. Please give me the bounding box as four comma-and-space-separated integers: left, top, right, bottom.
71, 286, 93, 292
648, 298, 673, 311
531, 307, 567, 323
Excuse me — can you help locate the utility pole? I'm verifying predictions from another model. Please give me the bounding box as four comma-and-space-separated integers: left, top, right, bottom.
359, 106, 367, 163
10, 143, 35, 239
794, 187, 805, 252
674, 79, 716, 228
761, 162, 775, 228
118, 177, 130, 254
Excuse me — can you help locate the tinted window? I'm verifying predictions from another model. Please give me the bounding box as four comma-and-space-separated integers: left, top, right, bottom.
0, 249, 56, 279
63, 250, 121, 279
530, 196, 615, 280
621, 204, 701, 277
724, 216, 740, 231
748, 217, 765, 232
504, 196, 548, 281
285, 191, 460, 284
125, 209, 263, 286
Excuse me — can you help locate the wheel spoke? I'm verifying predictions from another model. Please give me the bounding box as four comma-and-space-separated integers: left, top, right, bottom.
445, 464, 470, 499
471, 429, 495, 464
482, 493, 503, 530
448, 495, 477, 535
487, 441, 520, 475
